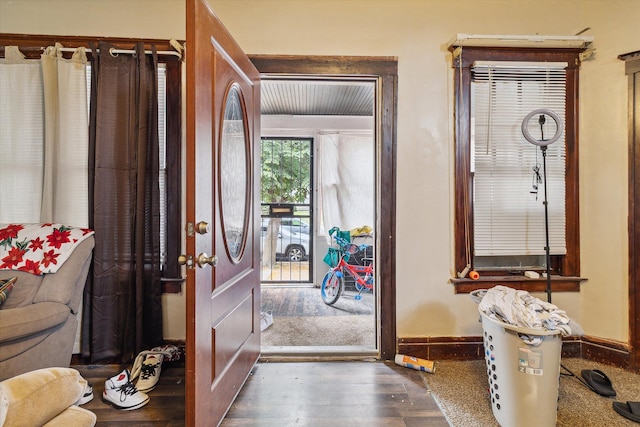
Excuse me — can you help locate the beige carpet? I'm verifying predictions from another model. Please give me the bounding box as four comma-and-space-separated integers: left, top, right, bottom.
260, 286, 375, 347
421, 358, 640, 426
261, 314, 375, 347
261, 286, 374, 317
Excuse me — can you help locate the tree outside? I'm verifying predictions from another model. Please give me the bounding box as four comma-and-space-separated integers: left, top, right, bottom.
261, 138, 311, 269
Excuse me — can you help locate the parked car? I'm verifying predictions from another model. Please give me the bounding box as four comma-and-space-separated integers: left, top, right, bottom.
261, 218, 310, 261
279, 218, 310, 234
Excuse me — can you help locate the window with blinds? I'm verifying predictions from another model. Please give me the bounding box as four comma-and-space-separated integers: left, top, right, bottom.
157, 65, 168, 268
471, 61, 567, 269
3, 61, 168, 241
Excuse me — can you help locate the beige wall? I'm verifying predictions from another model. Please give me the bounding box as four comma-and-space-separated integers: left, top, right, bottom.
1, 0, 636, 344
0, 0, 186, 39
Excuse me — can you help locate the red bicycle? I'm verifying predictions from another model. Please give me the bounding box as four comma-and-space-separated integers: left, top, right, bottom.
321, 232, 374, 305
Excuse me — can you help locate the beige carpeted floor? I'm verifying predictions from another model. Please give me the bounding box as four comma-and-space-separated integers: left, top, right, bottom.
261, 286, 374, 317
421, 358, 640, 426
260, 286, 376, 347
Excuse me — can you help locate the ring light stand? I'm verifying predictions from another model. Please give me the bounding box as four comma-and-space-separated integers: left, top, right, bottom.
523, 109, 582, 384
521, 109, 563, 304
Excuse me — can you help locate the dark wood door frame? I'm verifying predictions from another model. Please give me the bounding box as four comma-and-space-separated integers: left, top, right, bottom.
621, 51, 640, 371
249, 55, 398, 360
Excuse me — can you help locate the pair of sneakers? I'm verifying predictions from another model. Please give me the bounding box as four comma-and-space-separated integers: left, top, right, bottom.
102, 369, 150, 411
103, 346, 177, 410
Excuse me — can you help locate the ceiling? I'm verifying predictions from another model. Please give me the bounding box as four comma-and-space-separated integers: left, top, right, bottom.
260, 79, 375, 116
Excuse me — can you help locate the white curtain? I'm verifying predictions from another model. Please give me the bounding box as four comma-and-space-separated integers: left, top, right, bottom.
40, 43, 89, 226
0, 45, 88, 226
318, 132, 375, 241
0, 47, 44, 223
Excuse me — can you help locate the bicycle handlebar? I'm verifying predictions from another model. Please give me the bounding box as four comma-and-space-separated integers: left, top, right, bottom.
333, 235, 368, 254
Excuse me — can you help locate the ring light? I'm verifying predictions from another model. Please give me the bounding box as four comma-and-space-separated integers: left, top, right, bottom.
521, 108, 564, 147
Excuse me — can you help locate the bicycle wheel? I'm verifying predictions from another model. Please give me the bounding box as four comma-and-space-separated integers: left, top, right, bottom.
321, 268, 344, 305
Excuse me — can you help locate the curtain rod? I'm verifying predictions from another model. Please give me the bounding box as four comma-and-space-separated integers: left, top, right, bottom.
58, 46, 182, 59
1, 43, 183, 60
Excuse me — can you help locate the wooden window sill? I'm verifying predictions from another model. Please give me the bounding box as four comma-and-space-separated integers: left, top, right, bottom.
450, 275, 586, 294
161, 278, 185, 294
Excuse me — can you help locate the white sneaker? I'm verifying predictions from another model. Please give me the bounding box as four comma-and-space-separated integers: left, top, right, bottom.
74, 383, 94, 406
102, 369, 150, 410
260, 310, 274, 331
135, 353, 164, 393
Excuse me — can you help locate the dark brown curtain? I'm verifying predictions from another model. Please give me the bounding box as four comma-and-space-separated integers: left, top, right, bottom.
83, 41, 163, 363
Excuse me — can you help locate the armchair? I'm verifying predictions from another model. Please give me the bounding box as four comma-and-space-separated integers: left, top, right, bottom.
0, 227, 94, 381
0, 367, 96, 426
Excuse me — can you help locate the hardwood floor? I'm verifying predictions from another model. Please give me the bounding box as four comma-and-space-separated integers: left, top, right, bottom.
222, 361, 449, 427
73, 363, 185, 426
73, 361, 449, 426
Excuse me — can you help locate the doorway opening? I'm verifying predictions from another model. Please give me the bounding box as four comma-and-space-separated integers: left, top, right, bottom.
250, 54, 397, 360
259, 77, 378, 355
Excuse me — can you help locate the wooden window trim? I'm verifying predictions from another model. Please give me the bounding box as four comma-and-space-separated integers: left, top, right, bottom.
450, 46, 586, 293
619, 50, 640, 371
450, 275, 584, 294
0, 33, 180, 58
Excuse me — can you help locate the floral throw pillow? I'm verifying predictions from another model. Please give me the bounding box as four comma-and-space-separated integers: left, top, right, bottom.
0, 276, 17, 307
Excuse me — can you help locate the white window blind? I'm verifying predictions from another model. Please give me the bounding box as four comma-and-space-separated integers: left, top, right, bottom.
157, 65, 168, 266
471, 61, 567, 257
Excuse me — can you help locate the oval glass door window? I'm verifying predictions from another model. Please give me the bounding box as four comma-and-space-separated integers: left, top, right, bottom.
220, 84, 248, 262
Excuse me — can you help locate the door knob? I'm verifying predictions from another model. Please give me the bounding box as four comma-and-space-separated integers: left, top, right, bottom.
178, 254, 193, 267
196, 221, 210, 234
197, 253, 218, 268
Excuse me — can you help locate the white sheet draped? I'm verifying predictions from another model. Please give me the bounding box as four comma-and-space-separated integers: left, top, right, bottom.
318, 132, 375, 241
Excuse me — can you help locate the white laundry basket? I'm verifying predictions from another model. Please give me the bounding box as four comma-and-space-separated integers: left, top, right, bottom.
480, 312, 563, 427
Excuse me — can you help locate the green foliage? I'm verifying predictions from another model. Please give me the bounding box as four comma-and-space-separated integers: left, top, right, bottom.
261, 139, 311, 203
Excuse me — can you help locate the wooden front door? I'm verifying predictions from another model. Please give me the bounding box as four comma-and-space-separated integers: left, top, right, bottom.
185, 0, 261, 425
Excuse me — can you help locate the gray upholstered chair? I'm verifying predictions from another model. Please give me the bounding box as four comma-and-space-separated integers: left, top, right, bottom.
0, 235, 94, 380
